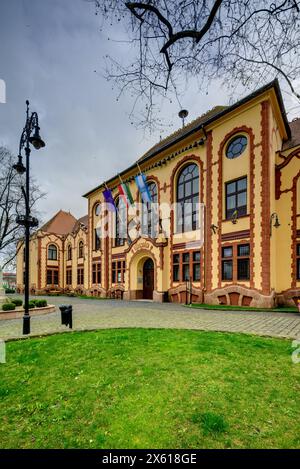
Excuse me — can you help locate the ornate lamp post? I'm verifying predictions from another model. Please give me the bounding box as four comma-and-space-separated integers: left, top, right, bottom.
13, 100, 45, 335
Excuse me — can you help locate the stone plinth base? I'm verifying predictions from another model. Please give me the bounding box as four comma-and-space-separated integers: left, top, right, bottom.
0, 305, 56, 320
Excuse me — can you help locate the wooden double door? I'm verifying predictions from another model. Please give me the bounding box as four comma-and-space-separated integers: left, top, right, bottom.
143, 258, 154, 299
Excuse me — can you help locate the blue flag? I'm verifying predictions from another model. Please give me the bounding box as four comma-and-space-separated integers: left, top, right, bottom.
103, 188, 116, 212
135, 173, 152, 204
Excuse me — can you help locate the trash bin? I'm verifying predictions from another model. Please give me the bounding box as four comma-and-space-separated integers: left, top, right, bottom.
59, 304, 73, 329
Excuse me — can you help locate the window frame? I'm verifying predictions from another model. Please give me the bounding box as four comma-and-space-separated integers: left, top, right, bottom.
225, 135, 248, 159
48, 244, 58, 261
115, 198, 127, 247
225, 176, 247, 220
67, 244, 72, 261
92, 262, 101, 284
221, 246, 233, 281
112, 260, 126, 284
78, 241, 84, 259
46, 267, 59, 286
66, 268, 72, 286
176, 163, 200, 233
77, 267, 84, 285
94, 228, 101, 251
172, 250, 201, 283
141, 181, 159, 238
237, 244, 250, 281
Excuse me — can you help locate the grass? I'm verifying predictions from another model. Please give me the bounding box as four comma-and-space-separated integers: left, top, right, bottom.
188, 303, 298, 313
0, 329, 299, 449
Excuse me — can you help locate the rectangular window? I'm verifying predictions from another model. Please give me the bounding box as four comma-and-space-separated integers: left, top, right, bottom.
77, 268, 84, 285
225, 177, 247, 220
47, 270, 52, 285
173, 254, 180, 282
47, 268, 59, 285
297, 244, 300, 280
112, 260, 125, 284
237, 243, 250, 281
182, 253, 190, 281
92, 262, 101, 284
66, 269, 72, 286
94, 228, 101, 251
192, 251, 201, 281
222, 246, 233, 281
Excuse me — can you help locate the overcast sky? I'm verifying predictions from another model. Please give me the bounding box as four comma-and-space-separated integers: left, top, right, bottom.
1, 0, 299, 224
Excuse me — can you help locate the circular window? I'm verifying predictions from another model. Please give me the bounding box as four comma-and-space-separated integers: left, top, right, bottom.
95, 203, 101, 216
226, 135, 247, 159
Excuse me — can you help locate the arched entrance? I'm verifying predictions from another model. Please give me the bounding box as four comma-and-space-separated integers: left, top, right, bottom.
143, 258, 154, 299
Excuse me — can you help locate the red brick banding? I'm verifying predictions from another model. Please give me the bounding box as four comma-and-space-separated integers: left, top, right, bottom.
260, 101, 271, 294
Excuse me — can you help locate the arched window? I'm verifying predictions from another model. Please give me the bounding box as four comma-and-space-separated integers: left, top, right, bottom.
67, 244, 72, 261
48, 244, 58, 260
142, 181, 158, 238
78, 240, 84, 258
115, 198, 127, 246
94, 203, 101, 216
176, 163, 199, 232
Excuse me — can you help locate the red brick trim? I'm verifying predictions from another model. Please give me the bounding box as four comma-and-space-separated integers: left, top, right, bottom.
276, 149, 300, 170
217, 126, 255, 289
112, 253, 126, 259
173, 240, 203, 249
221, 230, 250, 241
38, 237, 42, 290
260, 101, 271, 294
203, 135, 213, 292
169, 154, 204, 288
291, 170, 300, 287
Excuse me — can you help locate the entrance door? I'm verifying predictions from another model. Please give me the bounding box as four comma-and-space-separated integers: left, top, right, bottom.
143, 258, 154, 299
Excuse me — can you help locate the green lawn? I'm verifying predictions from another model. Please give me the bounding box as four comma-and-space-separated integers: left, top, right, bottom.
0, 329, 299, 449
188, 303, 298, 313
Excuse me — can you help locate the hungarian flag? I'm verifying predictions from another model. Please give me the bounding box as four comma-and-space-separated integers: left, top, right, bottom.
103, 187, 116, 212
118, 182, 134, 207
135, 173, 151, 204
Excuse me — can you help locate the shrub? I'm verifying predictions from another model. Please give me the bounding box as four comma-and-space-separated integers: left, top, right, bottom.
2, 303, 16, 311
26, 301, 36, 309
35, 299, 47, 308
5, 288, 15, 294
10, 298, 23, 307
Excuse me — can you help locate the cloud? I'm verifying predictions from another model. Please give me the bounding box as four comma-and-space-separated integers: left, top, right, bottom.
0, 0, 229, 225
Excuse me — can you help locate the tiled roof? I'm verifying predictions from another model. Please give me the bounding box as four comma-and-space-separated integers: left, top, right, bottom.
72, 215, 88, 233
40, 210, 78, 235
138, 106, 227, 163
283, 118, 300, 151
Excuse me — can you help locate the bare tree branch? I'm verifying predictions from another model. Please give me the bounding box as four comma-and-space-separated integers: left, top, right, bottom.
90, 0, 300, 130
0, 146, 46, 270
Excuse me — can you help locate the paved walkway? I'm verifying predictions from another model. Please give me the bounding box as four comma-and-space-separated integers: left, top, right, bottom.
1, 296, 300, 341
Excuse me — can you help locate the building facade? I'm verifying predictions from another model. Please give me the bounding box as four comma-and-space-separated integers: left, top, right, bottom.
16, 80, 300, 306
16, 210, 89, 295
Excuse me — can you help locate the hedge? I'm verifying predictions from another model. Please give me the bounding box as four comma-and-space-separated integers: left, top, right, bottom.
5, 288, 15, 294
2, 303, 16, 311
10, 298, 23, 307
35, 299, 47, 307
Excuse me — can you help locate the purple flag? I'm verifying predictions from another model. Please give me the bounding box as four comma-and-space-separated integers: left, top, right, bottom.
103, 188, 116, 212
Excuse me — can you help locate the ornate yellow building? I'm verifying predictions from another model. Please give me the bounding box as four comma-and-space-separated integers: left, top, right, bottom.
16, 80, 300, 307
16, 210, 89, 295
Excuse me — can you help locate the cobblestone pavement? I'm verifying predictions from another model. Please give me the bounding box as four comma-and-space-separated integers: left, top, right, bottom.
1, 296, 300, 341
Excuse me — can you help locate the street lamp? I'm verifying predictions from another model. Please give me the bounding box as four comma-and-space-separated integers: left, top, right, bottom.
13, 100, 45, 335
